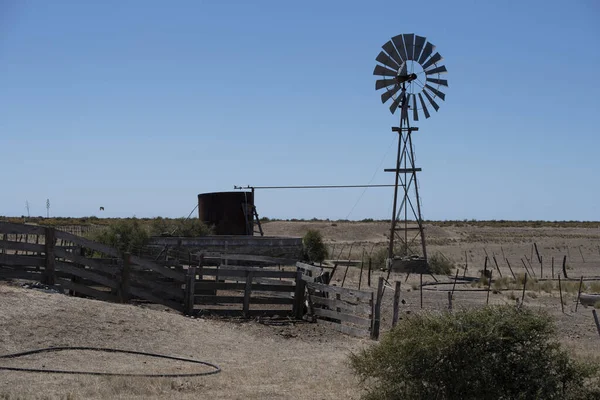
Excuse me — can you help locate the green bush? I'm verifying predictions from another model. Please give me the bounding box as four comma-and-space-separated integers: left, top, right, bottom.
428, 253, 453, 275
89, 219, 149, 254
350, 306, 598, 400
302, 229, 328, 263
149, 217, 212, 237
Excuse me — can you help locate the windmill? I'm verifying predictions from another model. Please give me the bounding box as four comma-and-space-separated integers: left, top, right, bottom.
373, 33, 448, 271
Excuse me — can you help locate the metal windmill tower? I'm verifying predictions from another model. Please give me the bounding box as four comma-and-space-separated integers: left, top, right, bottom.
373, 34, 448, 271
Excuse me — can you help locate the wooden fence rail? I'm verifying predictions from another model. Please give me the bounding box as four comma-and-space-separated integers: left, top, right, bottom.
306, 281, 374, 338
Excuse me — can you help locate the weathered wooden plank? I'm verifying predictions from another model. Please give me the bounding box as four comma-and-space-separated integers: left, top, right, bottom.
222, 254, 296, 265
55, 261, 119, 289
0, 268, 43, 280
318, 319, 370, 337
129, 255, 185, 282
199, 268, 296, 279
197, 308, 293, 317
194, 295, 294, 305
128, 285, 184, 312
129, 273, 184, 301
54, 247, 120, 275
0, 254, 45, 267
54, 230, 121, 257
57, 278, 119, 303
149, 236, 302, 248
0, 222, 46, 235
194, 281, 296, 293
311, 307, 372, 327
310, 296, 372, 315
307, 282, 372, 301
296, 262, 325, 275
0, 240, 45, 254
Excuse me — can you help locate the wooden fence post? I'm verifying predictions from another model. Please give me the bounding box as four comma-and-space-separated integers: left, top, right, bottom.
519, 273, 527, 308
371, 276, 384, 340
575, 276, 584, 312
486, 271, 493, 305
506, 258, 515, 279
367, 258, 372, 287
593, 310, 600, 338
419, 273, 423, 309
293, 269, 306, 320
558, 275, 564, 314
392, 280, 401, 328
184, 266, 196, 316
551, 256, 555, 279
562, 255, 568, 279
43, 227, 55, 285
118, 252, 131, 303
243, 271, 254, 318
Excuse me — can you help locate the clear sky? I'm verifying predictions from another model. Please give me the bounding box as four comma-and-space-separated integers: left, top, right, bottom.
1, 0, 599, 220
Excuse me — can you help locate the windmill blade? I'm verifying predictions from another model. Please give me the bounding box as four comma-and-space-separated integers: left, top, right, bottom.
418, 42, 436, 65
418, 93, 431, 119
411, 94, 419, 121
376, 78, 397, 90
423, 89, 440, 111
425, 65, 448, 75
413, 35, 426, 62
402, 33, 415, 60
391, 35, 408, 61
376, 51, 400, 71
382, 41, 404, 67
373, 64, 398, 77
422, 52, 443, 70
381, 85, 400, 103
426, 77, 448, 87
399, 61, 408, 77
389, 93, 403, 114
424, 84, 446, 101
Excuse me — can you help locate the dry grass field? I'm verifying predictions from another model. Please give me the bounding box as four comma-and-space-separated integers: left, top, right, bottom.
1, 220, 599, 399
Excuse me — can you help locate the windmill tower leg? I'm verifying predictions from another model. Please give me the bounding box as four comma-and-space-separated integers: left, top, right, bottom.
386, 87, 428, 272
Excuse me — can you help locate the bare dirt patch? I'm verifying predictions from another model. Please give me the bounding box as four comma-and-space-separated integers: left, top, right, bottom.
0, 284, 362, 400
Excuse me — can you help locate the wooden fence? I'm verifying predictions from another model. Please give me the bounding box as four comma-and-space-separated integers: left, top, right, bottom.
0, 222, 305, 319
1, 222, 381, 338
298, 262, 378, 339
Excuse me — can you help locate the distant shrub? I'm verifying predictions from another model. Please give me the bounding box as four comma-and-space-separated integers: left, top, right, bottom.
149, 217, 212, 237
428, 253, 453, 275
302, 229, 328, 263
350, 306, 599, 400
89, 219, 149, 254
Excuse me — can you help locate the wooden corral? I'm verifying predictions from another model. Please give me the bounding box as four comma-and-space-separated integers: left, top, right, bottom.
0, 222, 380, 339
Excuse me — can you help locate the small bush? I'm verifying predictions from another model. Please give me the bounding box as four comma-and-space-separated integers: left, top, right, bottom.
589, 282, 600, 293
428, 253, 452, 275
302, 229, 328, 263
149, 217, 212, 237
370, 247, 389, 270
89, 219, 149, 254
350, 306, 598, 400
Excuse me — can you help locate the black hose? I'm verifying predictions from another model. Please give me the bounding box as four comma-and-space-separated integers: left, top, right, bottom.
0, 346, 221, 377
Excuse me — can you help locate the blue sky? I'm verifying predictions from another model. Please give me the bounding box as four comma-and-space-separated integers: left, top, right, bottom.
1, 0, 599, 220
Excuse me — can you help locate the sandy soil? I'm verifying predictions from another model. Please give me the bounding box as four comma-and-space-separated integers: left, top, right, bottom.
0, 284, 362, 400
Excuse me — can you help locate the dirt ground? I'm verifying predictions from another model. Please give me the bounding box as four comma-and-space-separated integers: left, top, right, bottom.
1, 221, 599, 399
0, 283, 362, 400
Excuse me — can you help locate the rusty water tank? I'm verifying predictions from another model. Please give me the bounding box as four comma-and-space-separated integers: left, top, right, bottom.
198, 191, 254, 235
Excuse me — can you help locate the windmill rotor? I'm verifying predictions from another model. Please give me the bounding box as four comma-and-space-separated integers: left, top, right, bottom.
373, 34, 448, 119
